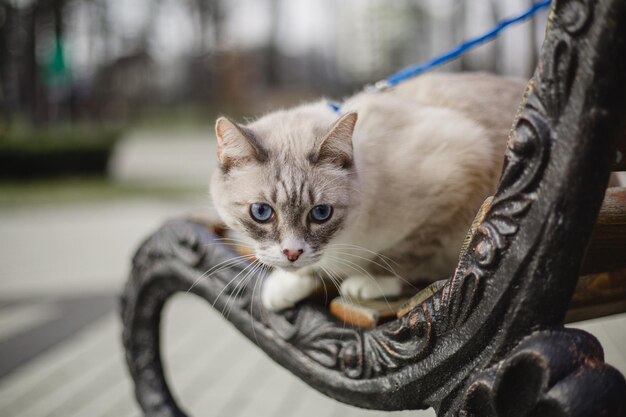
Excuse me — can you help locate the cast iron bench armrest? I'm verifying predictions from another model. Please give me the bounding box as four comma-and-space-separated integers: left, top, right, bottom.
122, 1, 626, 416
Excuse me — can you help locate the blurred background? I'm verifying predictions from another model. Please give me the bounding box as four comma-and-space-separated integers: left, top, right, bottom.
2, 1, 624, 417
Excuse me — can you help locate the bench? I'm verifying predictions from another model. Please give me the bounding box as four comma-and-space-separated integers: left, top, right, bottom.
121, 0, 626, 415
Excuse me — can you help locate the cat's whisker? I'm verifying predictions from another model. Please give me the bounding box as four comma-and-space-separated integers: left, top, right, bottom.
326, 255, 376, 280
249, 264, 268, 346
222, 262, 253, 318
315, 268, 331, 306
327, 243, 401, 268
211, 259, 257, 311
318, 266, 351, 310
203, 242, 254, 252
222, 261, 265, 320
204, 244, 254, 255
213, 262, 255, 313
205, 239, 248, 246
213, 236, 251, 243
223, 260, 261, 319
318, 266, 342, 304
328, 250, 400, 277
237, 261, 264, 303
325, 255, 396, 312
319, 265, 353, 336
247, 264, 263, 316
211, 236, 254, 248
326, 250, 419, 292
197, 253, 250, 278
229, 260, 261, 302
319, 265, 340, 294
186, 254, 252, 293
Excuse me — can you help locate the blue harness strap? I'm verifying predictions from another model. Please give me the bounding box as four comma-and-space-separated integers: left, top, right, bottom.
329, 0, 551, 114
328, 102, 342, 114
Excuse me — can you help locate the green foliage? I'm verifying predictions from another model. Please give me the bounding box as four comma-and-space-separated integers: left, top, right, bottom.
0, 123, 121, 151
0, 177, 202, 207
0, 123, 123, 179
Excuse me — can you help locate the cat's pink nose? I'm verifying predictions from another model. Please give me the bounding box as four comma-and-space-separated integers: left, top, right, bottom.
282, 248, 304, 262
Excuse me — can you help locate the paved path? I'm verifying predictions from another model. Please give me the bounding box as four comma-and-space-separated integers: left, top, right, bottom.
0, 130, 624, 417
109, 129, 217, 188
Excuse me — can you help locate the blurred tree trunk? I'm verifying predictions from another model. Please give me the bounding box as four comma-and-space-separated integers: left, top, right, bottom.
186, 0, 224, 102
138, 0, 162, 52
193, 0, 213, 53
489, 0, 500, 73
22, 6, 40, 125
51, 0, 68, 123
53, 0, 64, 39
189, 0, 225, 51
94, 0, 112, 62
266, 0, 281, 86
457, 1, 469, 71
18, 0, 69, 125
0, 3, 19, 124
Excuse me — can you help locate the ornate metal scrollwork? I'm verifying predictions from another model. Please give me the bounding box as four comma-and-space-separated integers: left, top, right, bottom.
121, 0, 626, 416
460, 329, 626, 417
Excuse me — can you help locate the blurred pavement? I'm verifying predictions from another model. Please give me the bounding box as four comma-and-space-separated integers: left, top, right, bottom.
0, 130, 623, 417
110, 129, 216, 188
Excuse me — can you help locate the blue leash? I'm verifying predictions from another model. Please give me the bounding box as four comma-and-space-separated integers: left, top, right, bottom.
330, 0, 551, 113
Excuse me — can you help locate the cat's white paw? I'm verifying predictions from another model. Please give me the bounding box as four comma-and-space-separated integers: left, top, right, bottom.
340, 276, 402, 300
262, 269, 318, 312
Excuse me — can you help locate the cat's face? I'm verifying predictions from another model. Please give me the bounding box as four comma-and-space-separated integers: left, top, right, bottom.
210, 112, 358, 270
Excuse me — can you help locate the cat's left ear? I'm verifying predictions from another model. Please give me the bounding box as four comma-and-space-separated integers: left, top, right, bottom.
215, 117, 268, 171
314, 112, 357, 168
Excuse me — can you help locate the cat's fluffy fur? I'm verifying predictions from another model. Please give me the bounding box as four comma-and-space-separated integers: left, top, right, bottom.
210, 72, 527, 311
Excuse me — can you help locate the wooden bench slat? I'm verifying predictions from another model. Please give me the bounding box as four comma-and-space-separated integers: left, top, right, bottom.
582, 187, 626, 275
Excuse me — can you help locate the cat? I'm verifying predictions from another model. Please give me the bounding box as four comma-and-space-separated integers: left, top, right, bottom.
210, 72, 527, 311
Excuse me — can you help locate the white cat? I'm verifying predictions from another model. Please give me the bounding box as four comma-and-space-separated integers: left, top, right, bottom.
210, 72, 526, 311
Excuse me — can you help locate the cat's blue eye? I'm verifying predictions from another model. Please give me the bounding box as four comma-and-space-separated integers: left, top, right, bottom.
309, 205, 333, 223
250, 203, 274, 223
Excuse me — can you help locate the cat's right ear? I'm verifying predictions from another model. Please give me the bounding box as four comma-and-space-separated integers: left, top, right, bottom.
215, 117, 267, 171
313, 112, 357, 169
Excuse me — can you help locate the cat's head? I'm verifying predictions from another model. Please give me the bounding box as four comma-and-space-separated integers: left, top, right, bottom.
210, 110, 358, 270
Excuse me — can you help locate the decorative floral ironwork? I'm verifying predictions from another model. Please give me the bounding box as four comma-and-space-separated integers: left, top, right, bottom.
460, 329, 626, 417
